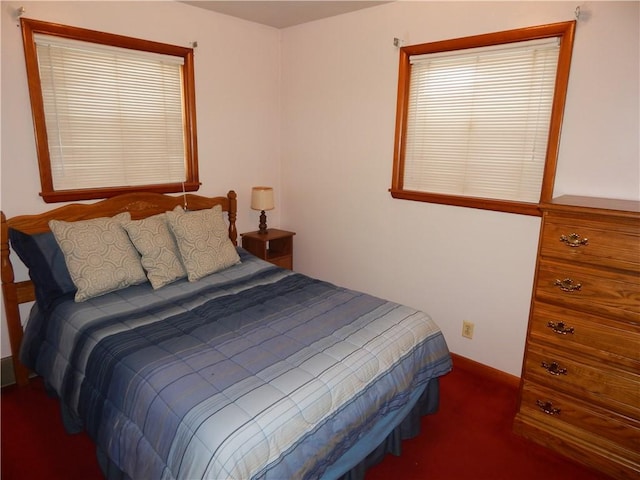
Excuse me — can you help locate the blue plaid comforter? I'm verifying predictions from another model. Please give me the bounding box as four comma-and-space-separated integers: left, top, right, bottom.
22, 250, 451, 479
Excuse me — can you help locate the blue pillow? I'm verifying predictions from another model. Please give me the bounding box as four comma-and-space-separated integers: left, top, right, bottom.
8, 228, 76, 310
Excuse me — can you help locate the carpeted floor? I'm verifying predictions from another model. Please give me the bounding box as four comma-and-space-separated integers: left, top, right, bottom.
1, 363, 613, 479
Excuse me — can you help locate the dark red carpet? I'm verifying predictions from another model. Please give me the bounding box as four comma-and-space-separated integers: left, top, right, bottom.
1, 365, 611, 480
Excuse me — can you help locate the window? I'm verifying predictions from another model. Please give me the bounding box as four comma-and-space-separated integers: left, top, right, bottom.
391, 22, 576, 216
21, 18, 199, 203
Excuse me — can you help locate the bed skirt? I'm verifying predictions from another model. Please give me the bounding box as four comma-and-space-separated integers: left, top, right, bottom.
94, 377, 440, 480
334, 377, 440, 480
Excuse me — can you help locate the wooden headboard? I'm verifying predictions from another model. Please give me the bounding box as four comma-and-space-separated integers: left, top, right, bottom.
1, 190, 238, 386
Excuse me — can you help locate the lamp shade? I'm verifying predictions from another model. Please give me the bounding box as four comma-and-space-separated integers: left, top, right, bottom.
251, 187, 275, 211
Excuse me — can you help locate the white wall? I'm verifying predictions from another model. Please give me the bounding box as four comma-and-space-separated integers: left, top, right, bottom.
280, 1, 639, 376
1, 1, 282, 355
1, 1, 638, 378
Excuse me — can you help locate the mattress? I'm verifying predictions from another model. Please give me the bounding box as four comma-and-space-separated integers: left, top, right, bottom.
21, 249, 452, 479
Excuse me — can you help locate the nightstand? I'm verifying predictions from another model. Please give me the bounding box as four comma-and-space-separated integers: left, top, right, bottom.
241, 229, 295, 270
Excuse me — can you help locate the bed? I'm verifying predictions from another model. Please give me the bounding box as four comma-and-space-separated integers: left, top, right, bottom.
1, 191, 452, 480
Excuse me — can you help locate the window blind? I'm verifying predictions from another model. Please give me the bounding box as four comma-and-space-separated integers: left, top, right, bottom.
34, 34, 187, 191
403, 37, 561, 203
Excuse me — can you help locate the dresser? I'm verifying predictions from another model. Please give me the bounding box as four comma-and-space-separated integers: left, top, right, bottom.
514, 196, 640, 479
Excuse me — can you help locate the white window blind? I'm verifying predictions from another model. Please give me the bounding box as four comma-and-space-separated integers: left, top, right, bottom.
34, 34, 187, 191
403, 37, 561, 203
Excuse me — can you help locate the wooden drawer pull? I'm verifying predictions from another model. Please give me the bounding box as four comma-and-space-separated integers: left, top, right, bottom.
546, 321, 574, 335
559, 233, 589, 248
541, 361, 568, 376
555, 278, 582, 292
536, 400, 561, 415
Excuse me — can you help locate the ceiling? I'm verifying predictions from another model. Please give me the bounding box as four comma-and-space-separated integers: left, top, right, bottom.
180, 1, 392, 29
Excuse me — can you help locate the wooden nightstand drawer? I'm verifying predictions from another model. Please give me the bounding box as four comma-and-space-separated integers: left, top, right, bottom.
241, 229, 295, 270
269, 255, 292, 270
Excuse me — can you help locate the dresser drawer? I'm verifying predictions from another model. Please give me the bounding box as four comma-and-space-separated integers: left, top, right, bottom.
523, 345, 640, 419
519, 380, 640, 455
529, 302, 640, 369
535, 259, 640, 323
541, 212, 640, 272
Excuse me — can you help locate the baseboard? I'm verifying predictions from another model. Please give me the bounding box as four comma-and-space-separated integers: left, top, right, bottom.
450, 352, 521, 390
1, 356, 16, 387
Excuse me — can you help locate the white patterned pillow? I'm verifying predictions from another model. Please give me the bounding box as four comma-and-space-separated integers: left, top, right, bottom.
49, 213, 147, 302
165, 205, 240, 282
121, 209, 186, 289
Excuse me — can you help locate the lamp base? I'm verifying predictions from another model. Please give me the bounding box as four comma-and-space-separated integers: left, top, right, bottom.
258, 210, 268, 234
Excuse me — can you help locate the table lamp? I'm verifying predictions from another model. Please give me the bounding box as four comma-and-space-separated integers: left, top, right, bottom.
251, 186, 274, 234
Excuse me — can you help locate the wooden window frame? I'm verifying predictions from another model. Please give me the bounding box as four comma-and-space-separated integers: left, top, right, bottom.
390, 21, 576, 216
21, 18, 200, 203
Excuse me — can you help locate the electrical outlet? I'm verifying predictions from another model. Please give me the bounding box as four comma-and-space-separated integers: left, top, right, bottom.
462, 321, 474, 339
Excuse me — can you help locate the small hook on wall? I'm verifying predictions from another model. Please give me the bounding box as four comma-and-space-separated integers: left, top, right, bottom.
574, 3, 591, 22
14, 6, 26, 26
